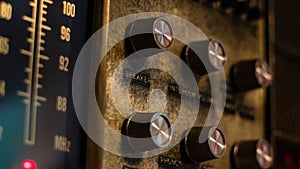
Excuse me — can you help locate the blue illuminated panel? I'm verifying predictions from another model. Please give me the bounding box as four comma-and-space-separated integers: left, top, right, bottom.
0, 0, 88, 168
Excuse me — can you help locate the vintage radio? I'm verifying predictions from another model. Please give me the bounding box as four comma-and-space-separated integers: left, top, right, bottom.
1, 0, 297, 169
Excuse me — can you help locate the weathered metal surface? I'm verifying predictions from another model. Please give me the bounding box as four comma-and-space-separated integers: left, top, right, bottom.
86, 0, 267, 169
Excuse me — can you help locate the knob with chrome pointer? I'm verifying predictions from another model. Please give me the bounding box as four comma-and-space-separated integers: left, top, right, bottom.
122, 112, 173, 152
231, 58, 272, 91
231, 139, 274, 169
181, 126, 227, 163
126, 17, 174, 53
184, 39, 227, 76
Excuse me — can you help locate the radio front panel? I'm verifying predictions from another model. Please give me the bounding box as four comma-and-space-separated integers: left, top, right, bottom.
84, 0, 270, 169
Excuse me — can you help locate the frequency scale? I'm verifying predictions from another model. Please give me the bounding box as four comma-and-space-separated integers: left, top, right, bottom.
0, 0, 88, 168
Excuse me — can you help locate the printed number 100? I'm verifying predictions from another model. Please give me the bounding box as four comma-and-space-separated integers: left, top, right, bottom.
62, 1, 75, 18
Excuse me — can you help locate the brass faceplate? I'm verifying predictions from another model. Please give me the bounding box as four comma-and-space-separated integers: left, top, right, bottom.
86, 0, 267, 169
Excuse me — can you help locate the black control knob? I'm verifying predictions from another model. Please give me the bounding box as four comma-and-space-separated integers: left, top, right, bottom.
126, 17, 174, 52
181, 126, 227, 163
231, 58, 272, 91
231, 139, 274, 169
122, 112, 173, 152
184, 39, 227, 76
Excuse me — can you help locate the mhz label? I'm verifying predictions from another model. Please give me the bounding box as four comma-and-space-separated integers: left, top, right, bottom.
54, 135, 71, 153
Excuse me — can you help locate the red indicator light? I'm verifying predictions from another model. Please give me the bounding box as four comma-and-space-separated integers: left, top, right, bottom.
284, 154, 293, 165
21, 159, 37, 169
